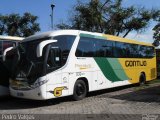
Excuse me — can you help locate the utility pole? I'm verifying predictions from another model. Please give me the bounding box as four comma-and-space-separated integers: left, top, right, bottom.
50, 2, 55, 30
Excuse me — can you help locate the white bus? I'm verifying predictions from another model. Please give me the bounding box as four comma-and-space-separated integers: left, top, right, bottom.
0, 35, 24, 96
8, 30, 156, 100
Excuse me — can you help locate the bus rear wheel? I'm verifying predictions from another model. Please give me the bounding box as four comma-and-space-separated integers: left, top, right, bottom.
73, 80, 87, 101
139, 73, 146, 86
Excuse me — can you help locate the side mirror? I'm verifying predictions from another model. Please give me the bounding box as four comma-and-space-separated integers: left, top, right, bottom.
3, 47, 14, 61
36, 40, 57, 57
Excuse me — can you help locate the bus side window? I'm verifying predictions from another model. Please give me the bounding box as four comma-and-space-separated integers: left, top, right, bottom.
76, 37, 96, 57
47, 48, 61, 69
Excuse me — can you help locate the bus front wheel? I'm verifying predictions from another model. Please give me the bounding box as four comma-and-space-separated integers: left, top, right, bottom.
73, 80, 87, 101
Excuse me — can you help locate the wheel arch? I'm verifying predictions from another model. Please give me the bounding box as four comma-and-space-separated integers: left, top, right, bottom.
140, 71, 146, 77
139, 71, 146, 84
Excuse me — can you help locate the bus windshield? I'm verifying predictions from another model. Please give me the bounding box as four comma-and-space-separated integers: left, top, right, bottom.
10, 38, 47, 84
11, 35, 76, 84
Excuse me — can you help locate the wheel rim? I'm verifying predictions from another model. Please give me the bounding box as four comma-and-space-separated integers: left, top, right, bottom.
75, 83, 85, 96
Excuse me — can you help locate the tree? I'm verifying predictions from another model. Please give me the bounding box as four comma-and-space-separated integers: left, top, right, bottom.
153, 23, 160, 41
56, 0, 158, 38
152, 10, 160, 46
0, 12, 40, 37
153, 10, 160, 41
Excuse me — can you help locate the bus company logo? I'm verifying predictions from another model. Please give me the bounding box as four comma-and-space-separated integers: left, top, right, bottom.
125, 60, 147, 67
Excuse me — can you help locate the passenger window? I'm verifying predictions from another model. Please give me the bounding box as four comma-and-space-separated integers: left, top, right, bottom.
115, 42, 127, 58
96, 40, 114, 57
138, 46, 146, 57
47, 47, 61, 69
129, 44, 138, 58
96, 40, 106, 57
76, 37, 96, 57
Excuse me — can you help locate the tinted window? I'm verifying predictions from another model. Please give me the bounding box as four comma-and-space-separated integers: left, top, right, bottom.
76, 37, 96, 57
96, 40, 114, 57
96, 40, 106, 57
46, 35, 76, 73
53, 35, 76, 65
76, 37, 155, 58
145, 46, 155, 58
128, 44, 139, 58
114, 42, 127, 57
114, 43, 155, 58
114, 42, 138, 58
47, 47, 61, 69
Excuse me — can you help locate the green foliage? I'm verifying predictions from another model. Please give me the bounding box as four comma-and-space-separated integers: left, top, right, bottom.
153, 23, 160, 41
56, 0, 158, 38
153, 10, 160, 41
0, 12, 40, 37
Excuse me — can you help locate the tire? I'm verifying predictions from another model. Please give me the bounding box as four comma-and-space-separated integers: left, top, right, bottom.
73, 80, 87, 101
139, 73, 146, 86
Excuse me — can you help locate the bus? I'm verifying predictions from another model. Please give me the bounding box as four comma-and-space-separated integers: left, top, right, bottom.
7, 30, 156, 100
0, 35, 24, 96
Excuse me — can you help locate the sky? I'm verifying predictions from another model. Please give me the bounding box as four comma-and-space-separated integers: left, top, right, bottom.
0, 0, 159, 43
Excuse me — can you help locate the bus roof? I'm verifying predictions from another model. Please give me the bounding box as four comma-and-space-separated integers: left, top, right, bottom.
23, 30, 79, 42
0, 35, 24, 41
22, 30, 153, 46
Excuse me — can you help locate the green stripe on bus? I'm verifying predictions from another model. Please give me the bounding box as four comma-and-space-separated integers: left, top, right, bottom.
107, 58, 129, 80
94, 58, 129, 82
80, 33, 106, 40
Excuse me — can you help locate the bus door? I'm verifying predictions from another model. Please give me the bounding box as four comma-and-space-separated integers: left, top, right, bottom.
46, 46, 62, 84
46, 46, 68, 97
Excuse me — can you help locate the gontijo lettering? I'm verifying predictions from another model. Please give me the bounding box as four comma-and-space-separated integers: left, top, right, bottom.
125, 60, 147, 67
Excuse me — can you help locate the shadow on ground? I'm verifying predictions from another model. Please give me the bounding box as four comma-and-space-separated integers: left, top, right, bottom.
0, 96, 73, 110
109, 85, 160, 103
0, 82, 160, 110
0, 85, 134, 110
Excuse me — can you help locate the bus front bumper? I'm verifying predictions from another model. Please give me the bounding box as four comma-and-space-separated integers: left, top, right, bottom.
10, 86, 47, 100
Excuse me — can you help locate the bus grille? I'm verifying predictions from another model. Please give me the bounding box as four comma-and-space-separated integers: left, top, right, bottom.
151, 68, 156, 79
